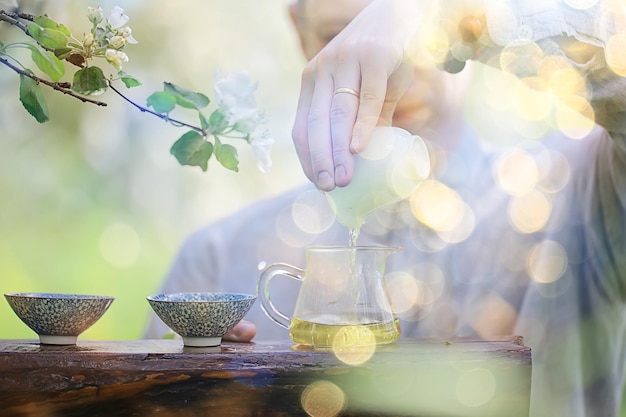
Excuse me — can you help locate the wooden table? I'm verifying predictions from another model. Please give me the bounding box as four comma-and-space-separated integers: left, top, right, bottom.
0, 336, 531, 417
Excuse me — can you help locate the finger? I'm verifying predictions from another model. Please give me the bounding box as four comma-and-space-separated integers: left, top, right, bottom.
306, 65, 336, 191
223, 320, 257, 342
292, 62, 316, 183
330, 74, 360, 186
350, 62, 388, 154
379, 97, 398, 127
381, 60, 414, 126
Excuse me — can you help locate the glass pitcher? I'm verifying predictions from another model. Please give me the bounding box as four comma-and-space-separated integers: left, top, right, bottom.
258, 245, 401, 347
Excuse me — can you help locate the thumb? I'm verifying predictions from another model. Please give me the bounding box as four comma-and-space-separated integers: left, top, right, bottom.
223, 320, 257, 342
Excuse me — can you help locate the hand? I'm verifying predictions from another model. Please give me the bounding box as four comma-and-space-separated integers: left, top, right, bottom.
292, 0, 421, 191
223, 319, 257, 342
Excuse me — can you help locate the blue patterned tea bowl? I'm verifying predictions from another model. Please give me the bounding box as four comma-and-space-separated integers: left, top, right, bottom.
4, 293, 115, 345
147, 292, 256, 347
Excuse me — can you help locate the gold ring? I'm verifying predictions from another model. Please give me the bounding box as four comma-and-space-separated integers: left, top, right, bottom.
334, 87, 360, 98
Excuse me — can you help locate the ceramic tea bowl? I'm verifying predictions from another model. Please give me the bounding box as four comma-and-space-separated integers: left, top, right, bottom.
147, 292, 256, 347
4, 292, 115, 345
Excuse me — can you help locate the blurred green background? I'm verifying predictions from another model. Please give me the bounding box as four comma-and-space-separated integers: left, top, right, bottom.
0, 0, 307, 340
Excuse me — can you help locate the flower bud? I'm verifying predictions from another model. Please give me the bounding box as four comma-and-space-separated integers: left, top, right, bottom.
83, 32, 95, 48
87, 6, 104, 24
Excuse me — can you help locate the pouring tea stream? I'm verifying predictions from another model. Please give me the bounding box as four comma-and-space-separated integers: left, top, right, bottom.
257, 127, 430, 348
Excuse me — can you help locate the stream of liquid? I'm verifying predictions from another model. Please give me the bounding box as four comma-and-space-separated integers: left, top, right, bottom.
349, 227, 360, 247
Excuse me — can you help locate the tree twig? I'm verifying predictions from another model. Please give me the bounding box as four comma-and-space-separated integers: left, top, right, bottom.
2, 9, 203, 134
0, 56, 107, 106
107, 82, 204, 134
0, 10, 32, 35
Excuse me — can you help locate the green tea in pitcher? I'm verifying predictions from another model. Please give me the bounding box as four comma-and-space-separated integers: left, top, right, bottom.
289, 316, 401, 347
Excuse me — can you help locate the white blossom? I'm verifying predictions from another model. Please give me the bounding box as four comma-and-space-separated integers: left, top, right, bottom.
250, 132, 274, 174
213, 70, 260, 127
117, 26, 138, 44
212, 70, 273, 172
108, 6, 129, 29
105, 49, 128, 70
108, 35, 126, 49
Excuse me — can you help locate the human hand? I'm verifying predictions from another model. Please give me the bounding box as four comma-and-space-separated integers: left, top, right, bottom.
223, 319, 257, 342
292, 0, 421, 191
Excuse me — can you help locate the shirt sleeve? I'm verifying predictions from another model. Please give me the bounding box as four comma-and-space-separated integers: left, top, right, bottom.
482, 0, 626, 300
486, 0, 604, 47
482, 0, 626, 147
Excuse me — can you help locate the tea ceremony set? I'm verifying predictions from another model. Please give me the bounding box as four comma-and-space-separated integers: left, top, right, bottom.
0, 127, 532, 416
0, 289, 532, 417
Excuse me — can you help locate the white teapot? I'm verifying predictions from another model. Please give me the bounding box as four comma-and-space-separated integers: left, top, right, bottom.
325, 126, 430, 229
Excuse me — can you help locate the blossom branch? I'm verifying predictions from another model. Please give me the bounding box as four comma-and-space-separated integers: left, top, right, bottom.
1, 5, 274, 173
0, 56, 107, 106
107, 82, 204, 134
0, 10, 33, 35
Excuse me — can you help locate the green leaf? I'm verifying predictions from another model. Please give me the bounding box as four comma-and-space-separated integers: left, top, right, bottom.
207, 109, 229, 134
27, 23, 68, 50
33, 15, 71, 36
53, 47, 72, 60
214, 139, 239, 172
163, 82, 209, 109
198, 112, 210, 131
71, 66, 107, 96
19, 74, 49, 123
118, 71, 142, 88
146, 91, 177, 114
26, 44, 64, 82
170, 131, 214, 171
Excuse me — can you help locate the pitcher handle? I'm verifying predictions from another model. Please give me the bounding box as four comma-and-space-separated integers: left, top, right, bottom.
257, 263, 304, 329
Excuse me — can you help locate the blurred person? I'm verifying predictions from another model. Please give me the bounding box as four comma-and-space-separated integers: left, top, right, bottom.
146, 0, 465, 342
147, 0, 626, 416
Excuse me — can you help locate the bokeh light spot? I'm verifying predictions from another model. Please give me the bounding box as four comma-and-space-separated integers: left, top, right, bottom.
409, 180, 465, 231
494, 149, 538, 196
500, 40, 543, 76
536, 149, 571, 193
385, 271, 422, 314
517, 77, 553, 121
332, 326, 377, 366
301, 380, 346, 417
470, 292, 518, 337
545, 66, 587, 100
99, 222, 140, 268
456, 368, 496, 407
527, 240, 568, 284
436, 202, 475, 243
554, 96, 595, 139
292, 190, 335, 235
508, 189, 552, 233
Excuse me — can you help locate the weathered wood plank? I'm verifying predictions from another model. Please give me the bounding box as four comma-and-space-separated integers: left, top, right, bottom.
0, 338, 531, 417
